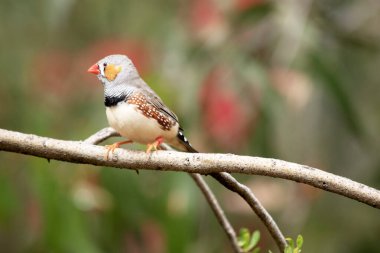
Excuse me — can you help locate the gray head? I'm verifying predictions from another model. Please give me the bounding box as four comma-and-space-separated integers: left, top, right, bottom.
88, 54, 140, 86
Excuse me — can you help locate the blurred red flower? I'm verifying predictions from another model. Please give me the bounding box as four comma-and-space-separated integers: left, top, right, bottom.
200, 67, 254, 151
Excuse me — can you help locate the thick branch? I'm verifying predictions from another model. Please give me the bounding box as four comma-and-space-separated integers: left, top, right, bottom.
1, 128, 379, 210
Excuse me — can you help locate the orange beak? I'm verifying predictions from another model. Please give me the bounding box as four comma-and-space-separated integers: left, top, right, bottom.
87, 63, 100, 74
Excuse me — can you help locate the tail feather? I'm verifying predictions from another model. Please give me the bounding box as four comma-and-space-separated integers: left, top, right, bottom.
177, 130, 198, 153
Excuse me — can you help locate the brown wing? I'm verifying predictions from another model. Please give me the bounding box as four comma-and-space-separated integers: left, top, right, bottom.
129, 77, 179, 124
127, 91, 178, 131
147, 93, 179, 123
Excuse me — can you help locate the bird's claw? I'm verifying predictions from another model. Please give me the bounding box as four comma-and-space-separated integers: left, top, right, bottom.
104, 140, 133, 160
146, 137, 164, 154
105, 143, 119, 160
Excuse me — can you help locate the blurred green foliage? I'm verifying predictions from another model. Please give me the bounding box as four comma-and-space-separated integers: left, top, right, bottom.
0, 0, 380, 252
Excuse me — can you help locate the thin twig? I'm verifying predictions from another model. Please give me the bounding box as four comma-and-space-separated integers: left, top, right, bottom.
212, 172, 287, 251
84, 128, 242, 253
84, 127, 121, 144
190, 173, 242, 253
1, 128, 379, 209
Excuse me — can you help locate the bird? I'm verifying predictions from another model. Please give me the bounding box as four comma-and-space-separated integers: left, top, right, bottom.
87, 54, 197, 158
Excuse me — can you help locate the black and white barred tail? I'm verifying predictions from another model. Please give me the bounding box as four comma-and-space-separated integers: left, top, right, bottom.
177, 130, 198, 153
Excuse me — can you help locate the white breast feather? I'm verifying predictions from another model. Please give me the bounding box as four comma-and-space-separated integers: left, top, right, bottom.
106, 102, 179, 144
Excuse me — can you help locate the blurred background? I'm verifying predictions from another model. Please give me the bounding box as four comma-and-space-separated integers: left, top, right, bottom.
0, 0, 380, 252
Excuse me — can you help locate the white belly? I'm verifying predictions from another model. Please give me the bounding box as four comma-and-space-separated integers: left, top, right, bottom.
106, 102, 179, 144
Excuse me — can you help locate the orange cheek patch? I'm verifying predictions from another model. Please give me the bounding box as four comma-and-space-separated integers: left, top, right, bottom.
105, 64, 122, 81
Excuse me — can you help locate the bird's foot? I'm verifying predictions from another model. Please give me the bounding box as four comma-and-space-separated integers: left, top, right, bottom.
146, 137, 164, 153
105, 140, 133, 160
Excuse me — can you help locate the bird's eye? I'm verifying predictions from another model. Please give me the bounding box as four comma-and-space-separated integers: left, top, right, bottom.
99, 63, 107, 76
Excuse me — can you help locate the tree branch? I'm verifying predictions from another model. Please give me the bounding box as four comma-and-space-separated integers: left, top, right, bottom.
1, 128, 379, 211
88, 129, 287, 251
88, 128, 286, 252
84, 128, 242, 252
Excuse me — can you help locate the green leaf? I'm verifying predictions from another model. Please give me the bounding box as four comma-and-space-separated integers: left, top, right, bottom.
285, 237, 294, 249
247, 230, 260, 250
284, 247, 293, 253
296, 235, 303, 249
238, 228, 251, 248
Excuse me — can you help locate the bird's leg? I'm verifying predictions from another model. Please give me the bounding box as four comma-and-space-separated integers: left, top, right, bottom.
105, 140, 133, 159
146, 136, 164, 153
